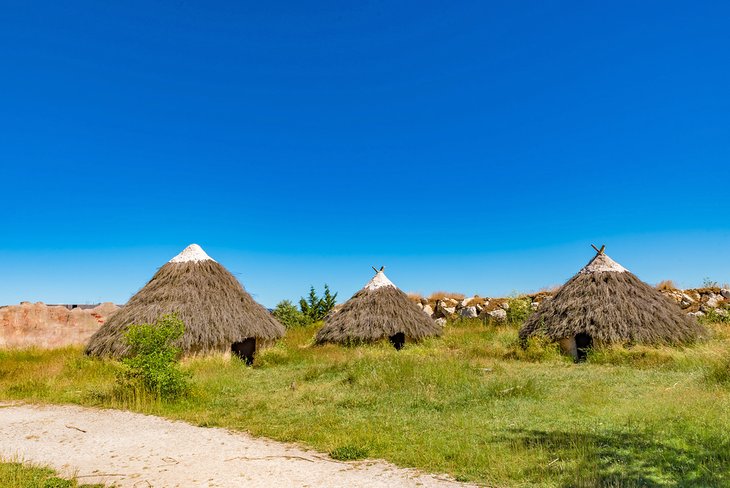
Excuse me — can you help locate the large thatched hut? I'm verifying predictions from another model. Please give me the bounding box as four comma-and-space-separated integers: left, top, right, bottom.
315, 267, 441, 349
519, 246, 705, 360
86, 244, 285, 363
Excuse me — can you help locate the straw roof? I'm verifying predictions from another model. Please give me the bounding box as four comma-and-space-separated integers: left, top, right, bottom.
519, 246, 705, 345
86, 244, 285, 357
315, 267, 441, 345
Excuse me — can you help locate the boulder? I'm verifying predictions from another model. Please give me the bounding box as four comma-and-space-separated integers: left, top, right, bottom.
435, 300, 456, 318
679, 293, 695, 309
721, 289, 730, 300
435, 318, 447, 327
422, 304, 434, 318
706, 294, 722, 308
459, 306, 478, 318
486, 309, 507, 322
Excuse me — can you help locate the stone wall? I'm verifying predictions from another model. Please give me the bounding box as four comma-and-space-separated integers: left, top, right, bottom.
0, 302, 119, 349
409, 287, 730, 324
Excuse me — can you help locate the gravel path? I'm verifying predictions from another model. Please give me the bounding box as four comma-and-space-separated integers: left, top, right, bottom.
0, 403, 472, 487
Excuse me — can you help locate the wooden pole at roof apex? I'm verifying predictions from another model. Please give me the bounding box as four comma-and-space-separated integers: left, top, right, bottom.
591, 244, 606, 254
372, 266, 385, 273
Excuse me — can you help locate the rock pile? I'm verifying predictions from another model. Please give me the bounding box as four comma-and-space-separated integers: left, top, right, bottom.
0, 302, 119, 349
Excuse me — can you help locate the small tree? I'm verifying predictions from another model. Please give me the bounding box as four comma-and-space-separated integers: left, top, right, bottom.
299, 284, 338, 322
118, 313, 190, 398
322, 284, 338, 313
299, 286, 320, 320
272, 299, 309, 328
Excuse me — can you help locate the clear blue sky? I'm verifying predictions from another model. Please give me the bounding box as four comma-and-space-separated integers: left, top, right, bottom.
1, 1, 728, 307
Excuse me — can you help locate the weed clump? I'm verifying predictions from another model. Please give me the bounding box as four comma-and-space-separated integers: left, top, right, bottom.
329, 445, 369, 461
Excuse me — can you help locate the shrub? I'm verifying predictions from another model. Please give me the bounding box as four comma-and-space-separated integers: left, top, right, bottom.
117, 314, 190, 398
272, 300, 309, 328
506, 296, 532, 325
699, 306, 730, 325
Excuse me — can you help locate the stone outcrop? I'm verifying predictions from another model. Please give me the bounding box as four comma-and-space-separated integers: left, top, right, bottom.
0, 302, 119, 349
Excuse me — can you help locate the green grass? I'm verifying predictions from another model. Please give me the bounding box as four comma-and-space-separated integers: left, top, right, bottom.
0, 458, 103, 487
1, 320, 729, 487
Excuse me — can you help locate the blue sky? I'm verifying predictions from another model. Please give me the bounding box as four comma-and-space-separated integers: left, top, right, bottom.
1, 1, 728, 307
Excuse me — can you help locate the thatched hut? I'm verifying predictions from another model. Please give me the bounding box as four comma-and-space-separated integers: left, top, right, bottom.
86, 244, 285, 363
519, 245, 705, 360
315, 267, 441, 349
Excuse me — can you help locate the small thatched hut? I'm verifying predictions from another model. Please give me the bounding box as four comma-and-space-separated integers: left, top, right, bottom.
519, 245, 705, 360
86, 244, 285, 363
315, 267, 441, 349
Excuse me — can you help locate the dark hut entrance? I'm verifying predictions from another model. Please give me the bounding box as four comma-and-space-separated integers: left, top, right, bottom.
389, 332, 405, 350
575, 333, 592, 362
232, 338, 256, 365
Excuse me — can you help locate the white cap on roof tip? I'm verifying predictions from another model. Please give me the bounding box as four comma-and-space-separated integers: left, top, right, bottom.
579, 253, 627, 274
169, 244, 216, 263
364, 270, 396, 290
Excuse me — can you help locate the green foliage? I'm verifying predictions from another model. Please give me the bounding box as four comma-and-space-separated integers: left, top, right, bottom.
329, 445, 369, 461
118, 314, 190, 398
299, 284, 338, 322
506, 296, 532, 325
699, 305, 730, 325
272, 300, 309, 328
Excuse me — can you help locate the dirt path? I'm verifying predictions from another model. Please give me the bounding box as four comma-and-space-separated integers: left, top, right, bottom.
0, 403, 472, 487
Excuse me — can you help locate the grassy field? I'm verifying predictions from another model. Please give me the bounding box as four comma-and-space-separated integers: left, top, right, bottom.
0, 458, 102, 487
1, 319, 729, 487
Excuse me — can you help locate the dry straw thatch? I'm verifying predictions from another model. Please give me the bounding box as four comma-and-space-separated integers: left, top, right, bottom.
519, 246, 705, 346
86, 244, 285, 357
315, 267, 441, 345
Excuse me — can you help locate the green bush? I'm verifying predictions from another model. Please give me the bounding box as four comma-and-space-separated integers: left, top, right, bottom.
699, 306, 730, 325
272, 300, 309, 328
117, 314, 190, 398
506, 296, 532, 325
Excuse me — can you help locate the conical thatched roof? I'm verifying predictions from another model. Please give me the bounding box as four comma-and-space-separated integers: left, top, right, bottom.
519, 247, 705, 345
86, 244, 285, 357
315, 267, 441, 345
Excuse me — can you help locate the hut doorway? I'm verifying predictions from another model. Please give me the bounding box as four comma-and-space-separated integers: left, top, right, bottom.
389, 332, 405, 350
575, 333, 592, 362
232, 338, 256, 365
